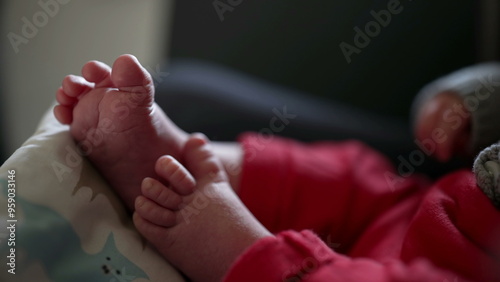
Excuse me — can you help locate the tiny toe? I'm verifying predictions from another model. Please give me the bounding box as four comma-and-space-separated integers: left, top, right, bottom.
155, 156, 196, 195
81, 60, 113, 88
62, 75, 94, 98
53, 105, 73, 124
183, 134, 226, 181
185, 133, 208, 147
141, 177, 183, 209
111, 54, 154, 92
135, 196, 177, 227
56, 88, 77, 106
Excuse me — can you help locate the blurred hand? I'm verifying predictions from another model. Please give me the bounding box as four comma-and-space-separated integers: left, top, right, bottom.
414, 91, 472, 162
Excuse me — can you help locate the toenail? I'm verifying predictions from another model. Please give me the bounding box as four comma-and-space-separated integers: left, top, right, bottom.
142, 178, 153, 190
135, 197, 145, 208
161, 155, 174, 164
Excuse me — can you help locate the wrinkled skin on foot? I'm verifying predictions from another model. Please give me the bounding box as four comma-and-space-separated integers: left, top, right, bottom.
54, 54, 187, 209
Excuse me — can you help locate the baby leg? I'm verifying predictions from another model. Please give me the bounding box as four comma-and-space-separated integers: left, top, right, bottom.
133, 134, 271, 282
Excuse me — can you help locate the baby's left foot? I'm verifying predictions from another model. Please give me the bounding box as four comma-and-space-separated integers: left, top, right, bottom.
54, 55, 188, 209
133, 135, 271, 282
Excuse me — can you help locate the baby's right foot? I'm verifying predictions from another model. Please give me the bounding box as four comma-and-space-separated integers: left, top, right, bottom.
54, 55, 188, 209
133, 135, 271, 282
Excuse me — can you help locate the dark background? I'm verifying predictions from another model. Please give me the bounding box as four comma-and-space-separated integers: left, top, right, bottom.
1, 0, 493, 164
169, 0, 477, 119
0, 0, 6, 164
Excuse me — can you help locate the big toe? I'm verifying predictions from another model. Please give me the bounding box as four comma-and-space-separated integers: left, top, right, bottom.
183, 134, 227, 182
111, 54, 154, 94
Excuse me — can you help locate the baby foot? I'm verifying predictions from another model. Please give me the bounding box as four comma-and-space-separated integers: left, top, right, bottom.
133, 135, 271, 282
54, 55, 188, 209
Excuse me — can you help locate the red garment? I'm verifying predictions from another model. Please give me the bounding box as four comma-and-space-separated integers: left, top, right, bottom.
224, 134, 500, 282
